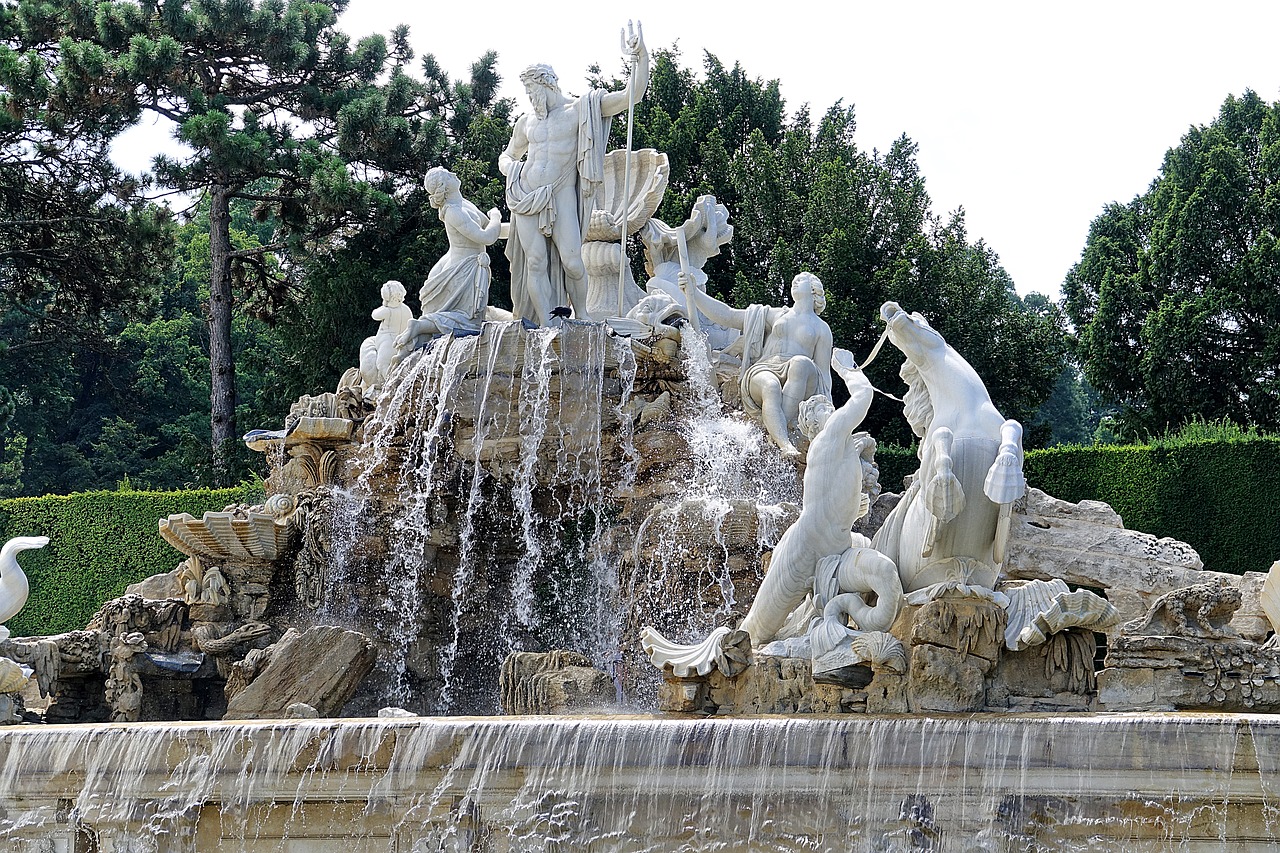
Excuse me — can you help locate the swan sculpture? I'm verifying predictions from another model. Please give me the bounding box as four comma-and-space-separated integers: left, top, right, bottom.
0, 535, 49, 639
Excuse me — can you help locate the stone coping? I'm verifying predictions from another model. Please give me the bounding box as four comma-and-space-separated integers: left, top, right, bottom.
2, 713, 1278, 848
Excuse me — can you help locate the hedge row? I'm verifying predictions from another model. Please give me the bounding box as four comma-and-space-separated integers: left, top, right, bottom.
878, 437, 1280, 576
0, 487, 261, 637
1023, 438, 1280, 576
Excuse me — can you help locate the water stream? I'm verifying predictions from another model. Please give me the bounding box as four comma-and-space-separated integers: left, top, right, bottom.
324, 323, 635, 715
0, 714, 1272, 850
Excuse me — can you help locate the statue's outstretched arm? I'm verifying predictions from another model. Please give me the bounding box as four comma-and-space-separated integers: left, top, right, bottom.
600, 21, 649, 117
445, 204, 501, 247
681, 272, 744, 329
827, 348, 873, 433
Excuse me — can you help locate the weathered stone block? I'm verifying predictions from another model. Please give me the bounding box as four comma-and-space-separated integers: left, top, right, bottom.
500, 650, 615, 714
908, 644, 986, 712
1096, 667, 1159, 711
658, 676, 709, 713
910, 598, 1006, 665
224, 626, 375, 720
990, 629, 1098, 708
866, 672, 908, 714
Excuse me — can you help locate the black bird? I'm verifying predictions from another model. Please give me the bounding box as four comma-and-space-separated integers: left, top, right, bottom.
550, 306, 573, 319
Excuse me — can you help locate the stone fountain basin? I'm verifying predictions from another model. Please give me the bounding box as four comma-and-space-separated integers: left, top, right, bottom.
1, 713, 1277, 849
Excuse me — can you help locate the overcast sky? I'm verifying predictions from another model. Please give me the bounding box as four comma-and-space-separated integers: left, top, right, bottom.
116, 0, 1280, 299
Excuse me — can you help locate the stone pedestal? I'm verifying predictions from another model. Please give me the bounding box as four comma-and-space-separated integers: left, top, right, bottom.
900, 597, 1006, 713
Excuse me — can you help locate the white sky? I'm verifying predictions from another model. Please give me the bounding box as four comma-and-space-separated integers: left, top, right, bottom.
116, 0, 1280, 299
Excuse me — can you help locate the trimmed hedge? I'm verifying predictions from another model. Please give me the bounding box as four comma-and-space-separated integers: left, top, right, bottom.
0, 487, 262, 637
1024, 438, 1280, 576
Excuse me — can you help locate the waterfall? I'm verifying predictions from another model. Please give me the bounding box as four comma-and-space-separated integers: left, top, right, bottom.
626, 329, 800, 656
0, 715, 1272, 850
327, 322, 631, 714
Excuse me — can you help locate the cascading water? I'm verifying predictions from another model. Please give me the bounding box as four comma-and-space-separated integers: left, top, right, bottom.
2, 714, 1276, 850
365, 335, 479, 708
318, 321, 636, 714
626, 330, 799, 651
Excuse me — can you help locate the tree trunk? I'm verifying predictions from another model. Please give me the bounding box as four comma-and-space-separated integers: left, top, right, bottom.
208, 183, 237, 485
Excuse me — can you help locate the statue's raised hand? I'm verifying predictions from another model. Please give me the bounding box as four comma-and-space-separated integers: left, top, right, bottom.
833, 347, 871, 390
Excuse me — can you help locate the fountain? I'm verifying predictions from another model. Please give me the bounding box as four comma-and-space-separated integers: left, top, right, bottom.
4, 21, 1280, 850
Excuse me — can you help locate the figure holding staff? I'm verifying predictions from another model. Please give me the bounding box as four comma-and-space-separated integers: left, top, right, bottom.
499, 22, 650, 325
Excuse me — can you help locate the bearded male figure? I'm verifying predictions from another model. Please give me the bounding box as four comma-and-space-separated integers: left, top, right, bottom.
498, 22, 649, 324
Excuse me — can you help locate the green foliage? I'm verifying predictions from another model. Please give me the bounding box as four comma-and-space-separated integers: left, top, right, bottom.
1, 0, 510, 482
873, 444, 919, 495
599, 49, 1067, 446
1149, 415, 1265, 446
1025, 436, 1280, 576
0, 485, 261, 636
1065, 90, 1280, 436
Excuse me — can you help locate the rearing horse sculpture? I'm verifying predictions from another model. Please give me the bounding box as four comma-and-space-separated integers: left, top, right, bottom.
871, 302, 1026, 600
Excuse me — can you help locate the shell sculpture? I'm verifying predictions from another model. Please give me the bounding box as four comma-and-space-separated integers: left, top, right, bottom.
1003, 578, 1120, 651
159, 510, 297, 562
849, 631, 907, 674
0, 657, 29, 693
585, 149, 670, 241
1, 535, 48, 636
642, 625, 733, 678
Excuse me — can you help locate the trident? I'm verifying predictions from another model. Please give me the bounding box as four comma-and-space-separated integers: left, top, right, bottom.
616, 20, 642, 317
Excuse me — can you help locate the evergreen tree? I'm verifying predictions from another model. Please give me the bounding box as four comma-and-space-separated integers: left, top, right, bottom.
1065, 90, 1280, 435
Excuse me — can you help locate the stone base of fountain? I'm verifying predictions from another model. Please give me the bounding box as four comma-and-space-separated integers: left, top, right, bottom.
2, 714, 1278, 850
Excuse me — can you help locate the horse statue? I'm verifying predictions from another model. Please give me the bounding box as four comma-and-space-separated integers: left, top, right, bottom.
870, 302, 1026, 602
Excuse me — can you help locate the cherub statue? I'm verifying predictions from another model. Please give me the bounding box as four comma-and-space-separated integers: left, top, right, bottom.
358, 280, 412, 392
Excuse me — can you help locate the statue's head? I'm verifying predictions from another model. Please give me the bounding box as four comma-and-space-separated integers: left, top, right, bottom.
791, 272, 826, 314
424, 167, 460, 207
520, 64, 562, 117
381, 279, 407, 305
693, 194, 733, 256
798, 394, 836, 439
854, 431, 880, 502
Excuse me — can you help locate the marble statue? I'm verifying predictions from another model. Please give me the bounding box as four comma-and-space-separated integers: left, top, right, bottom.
358, 280, 412, 392
644, 350, 901, 675
394, 167, 504, 358
580, 148, 669, 319
870, 302, 1026, 600
684, 271, 833, 456
641, 195, 732, 307
0, 535, 47, 640
638, 194, 738, 349
499, 22, 649, 324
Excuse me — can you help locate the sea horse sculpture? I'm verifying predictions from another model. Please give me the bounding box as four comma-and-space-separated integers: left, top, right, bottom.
0, 535, 49, 640
871, 302, 1025, 601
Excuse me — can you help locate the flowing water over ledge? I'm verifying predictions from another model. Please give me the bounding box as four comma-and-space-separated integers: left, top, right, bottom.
2, 713, 1279, 851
